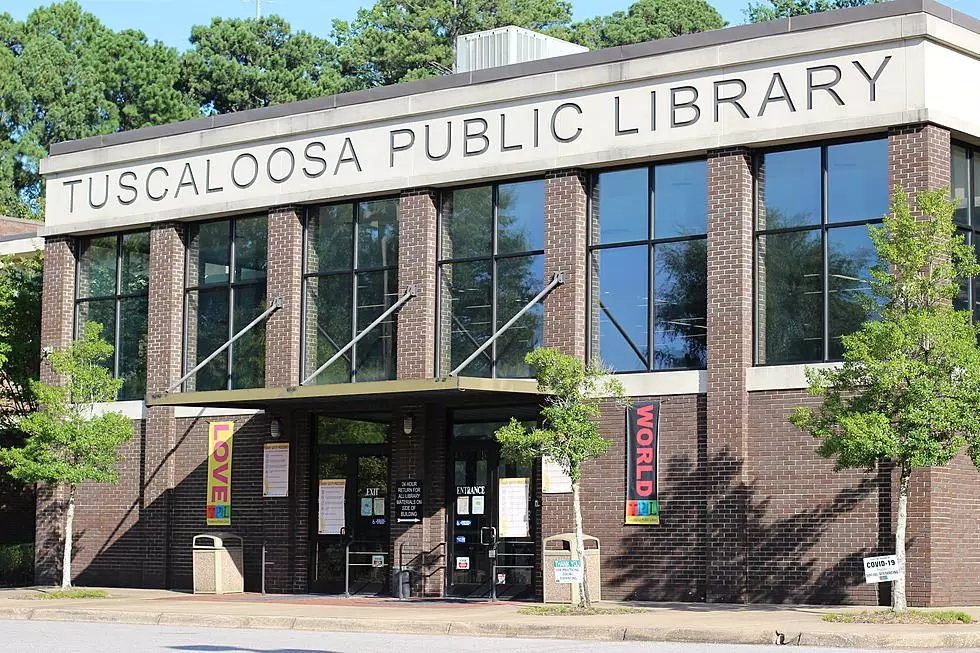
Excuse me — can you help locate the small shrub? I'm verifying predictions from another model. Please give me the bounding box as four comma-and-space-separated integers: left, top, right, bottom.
0, 542, 34, 587
35, 588, 109, 600
824, 609, 975, 625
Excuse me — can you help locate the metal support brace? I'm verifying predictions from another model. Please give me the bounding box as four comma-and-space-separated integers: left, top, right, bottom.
449, 271, 564, 377
301, 285, 417, 386
160, 296, 284, 395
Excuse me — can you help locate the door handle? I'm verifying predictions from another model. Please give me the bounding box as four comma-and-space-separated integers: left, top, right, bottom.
480, 526, 497, 546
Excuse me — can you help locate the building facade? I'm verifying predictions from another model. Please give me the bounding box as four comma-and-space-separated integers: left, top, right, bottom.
35, 0, 980, 606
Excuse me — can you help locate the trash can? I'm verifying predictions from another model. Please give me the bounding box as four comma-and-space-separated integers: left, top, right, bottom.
543, 533, 601, 604
396, 567, 413, 599
192, 533, 244, 594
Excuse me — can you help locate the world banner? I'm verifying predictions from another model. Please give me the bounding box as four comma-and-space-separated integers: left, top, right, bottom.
206, 421, 234, 525
625, 401, 660, 525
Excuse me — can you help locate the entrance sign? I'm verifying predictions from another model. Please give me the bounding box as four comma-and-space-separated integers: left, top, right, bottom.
498, 477, 530, 538
864, 555, 900, 583
395, 480, 423, 523
543, 457, 572, 494
206, 421, 234, 525
553, 559, 583, 584
318, 479, 346, 535
262, 442, 289, 498
626, 402, 661, 525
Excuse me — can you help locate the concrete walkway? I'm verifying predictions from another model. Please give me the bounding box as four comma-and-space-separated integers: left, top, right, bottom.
2, 587, 979, 649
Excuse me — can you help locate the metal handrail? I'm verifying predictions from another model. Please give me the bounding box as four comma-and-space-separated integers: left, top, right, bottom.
345, 539, 389, 598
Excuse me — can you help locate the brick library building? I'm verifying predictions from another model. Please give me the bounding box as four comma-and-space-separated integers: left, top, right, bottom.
31, 0, 980, 607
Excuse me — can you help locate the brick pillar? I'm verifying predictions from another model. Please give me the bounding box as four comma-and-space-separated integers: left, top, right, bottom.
35, 236, 76, 583
266, 205, 303, 388
543, 169, 588, 358
389, 405, 426, 594
705, 148, 754, 603
142, 223, 185, 588
423, 406, 447, 596
397, 190, 438, 379
888, 124, 954, 607
289, 412, 312, 592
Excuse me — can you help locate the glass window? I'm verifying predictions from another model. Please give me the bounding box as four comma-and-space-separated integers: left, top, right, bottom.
755, 138, 888, 364
438, 181, 545, 378
184, 216, 268, 391
589, 162, 708, 372
75, 231, 150, 400
951, 144, 980, 322
303, 198, 399, 384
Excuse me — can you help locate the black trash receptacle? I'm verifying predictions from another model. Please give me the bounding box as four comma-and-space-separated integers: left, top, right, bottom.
396, 568, 413, 599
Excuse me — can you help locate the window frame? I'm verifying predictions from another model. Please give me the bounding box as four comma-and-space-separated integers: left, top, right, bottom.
74, 230, 150, 399
183, 215, 268, 391
752, 135, 889, 366
300, 196, 400, 385
435, 178, 546, 378
585, 158, 709, 374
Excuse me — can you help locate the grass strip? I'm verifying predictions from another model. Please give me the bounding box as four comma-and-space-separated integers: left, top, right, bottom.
518, 605, 648, 616
34, 588, 109, 600
823, 609, 974, 624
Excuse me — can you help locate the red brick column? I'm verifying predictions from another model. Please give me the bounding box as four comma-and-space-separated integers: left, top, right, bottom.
543, 169, 588, 359
266, 205, 303, 388
397, 190, 438, 379
34, 236, 76, 582
142, 223, 185, 587
705, 147, 754, 603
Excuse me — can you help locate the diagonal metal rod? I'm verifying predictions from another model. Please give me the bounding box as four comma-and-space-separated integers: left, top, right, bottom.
164, 296, 283, 395
449, 271, 563, 377
301, 285, 416, 386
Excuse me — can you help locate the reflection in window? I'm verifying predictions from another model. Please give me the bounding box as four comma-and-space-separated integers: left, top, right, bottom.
756, 138, 887, 364
185, 216, 267, 391
76, 232, 150, 400
303, 199, 398, 384
952, 144, 980, 321
439, 180, 545, 378
589, 161, 708, 372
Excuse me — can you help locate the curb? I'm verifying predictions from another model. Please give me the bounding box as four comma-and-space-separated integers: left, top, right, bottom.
2, 607, 980, 648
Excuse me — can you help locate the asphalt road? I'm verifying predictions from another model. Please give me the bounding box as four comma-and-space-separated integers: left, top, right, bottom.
4, 620, 980, 653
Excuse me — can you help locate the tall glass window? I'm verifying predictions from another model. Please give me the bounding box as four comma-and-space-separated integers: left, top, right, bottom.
438, 180, 545, 378
952, 144, 980, 321
755, 138, 888, 364
75, 232, 150, 400
184, 216, 267, 391
303, 198, 399, 384
588, 161, 708, 372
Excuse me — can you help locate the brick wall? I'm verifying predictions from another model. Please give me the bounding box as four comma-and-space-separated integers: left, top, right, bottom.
397, 190, 438, 379
0, 217, 39, 237
705, 147, 754, 602
266, 206, 303, 387
543, 169, 588, 359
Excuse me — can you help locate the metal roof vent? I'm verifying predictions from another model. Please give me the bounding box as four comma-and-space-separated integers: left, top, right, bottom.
455, 26, 588, 74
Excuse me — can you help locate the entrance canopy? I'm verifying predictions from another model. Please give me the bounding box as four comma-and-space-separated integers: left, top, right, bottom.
146, 376, 544, 412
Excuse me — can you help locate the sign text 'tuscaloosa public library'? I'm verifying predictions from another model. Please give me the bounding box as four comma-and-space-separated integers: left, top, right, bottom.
49, 50, 899, 226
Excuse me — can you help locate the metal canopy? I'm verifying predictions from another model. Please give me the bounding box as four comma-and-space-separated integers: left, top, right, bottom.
145, 376, 544, 411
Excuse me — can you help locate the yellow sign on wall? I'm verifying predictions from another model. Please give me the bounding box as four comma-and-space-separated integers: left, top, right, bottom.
206, 421, 235, 525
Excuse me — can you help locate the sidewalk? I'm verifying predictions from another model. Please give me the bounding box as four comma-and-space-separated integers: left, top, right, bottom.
1, 587, 979, 648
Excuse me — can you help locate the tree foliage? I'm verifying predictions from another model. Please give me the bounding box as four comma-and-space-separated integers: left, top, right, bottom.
181, 16, 344, 113
790, 188, 980, 609
561, 0, 725, 50
746, 0, 884, 23
0, 253, 42, 434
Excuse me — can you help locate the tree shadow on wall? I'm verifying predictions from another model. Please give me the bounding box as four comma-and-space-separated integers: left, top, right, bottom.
606, 449, 894, 605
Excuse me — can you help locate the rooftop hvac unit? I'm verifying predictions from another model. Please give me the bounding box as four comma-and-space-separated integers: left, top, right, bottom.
455, 26, 589, 74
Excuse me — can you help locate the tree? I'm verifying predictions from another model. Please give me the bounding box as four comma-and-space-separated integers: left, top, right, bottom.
0, 252, 42, 433
790, 188, 980, 611
494, 347, 626, 607
561, 0, 725, 50
745, 0, 884, 23
181, 16, 344, 113
0, 322, 133, 589
332, 0, 574, 88
0, 1, 197, 217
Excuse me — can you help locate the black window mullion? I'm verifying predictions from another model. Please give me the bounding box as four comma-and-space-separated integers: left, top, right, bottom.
490, 185, 499, 378
113, 235, 123, 379
227, 220, 236, 390
821, 145, 830, 362
647, 166, 655, 371
351, 203, 360, 383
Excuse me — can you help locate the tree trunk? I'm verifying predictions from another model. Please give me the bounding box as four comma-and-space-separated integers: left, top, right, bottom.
893, 467, 910, 611
571, 479, 591, 609
61, 484, 75, 590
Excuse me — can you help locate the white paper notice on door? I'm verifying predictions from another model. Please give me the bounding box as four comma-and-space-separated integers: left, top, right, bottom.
318, 479, 346, 535
498, 477, 530, 538
262, 443, 290, 497
542, 456, 572, 494
456, 495, 470, 515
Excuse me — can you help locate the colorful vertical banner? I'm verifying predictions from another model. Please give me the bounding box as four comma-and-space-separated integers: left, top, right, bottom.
206, 421, 235, 525
625, 401, 660, 525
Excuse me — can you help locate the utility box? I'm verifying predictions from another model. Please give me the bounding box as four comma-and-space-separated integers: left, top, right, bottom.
192, 533, 244, 594
455, 26, 588, 74
543, 533, 601, 604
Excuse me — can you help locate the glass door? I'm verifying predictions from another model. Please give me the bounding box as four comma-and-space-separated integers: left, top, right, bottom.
448, 419, 537, 600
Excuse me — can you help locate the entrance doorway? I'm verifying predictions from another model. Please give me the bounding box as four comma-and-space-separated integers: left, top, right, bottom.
311, 417, 390, 595
447, 413, 538, 600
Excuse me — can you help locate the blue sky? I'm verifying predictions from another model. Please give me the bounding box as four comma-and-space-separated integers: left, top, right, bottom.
1, 0, 978, 51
